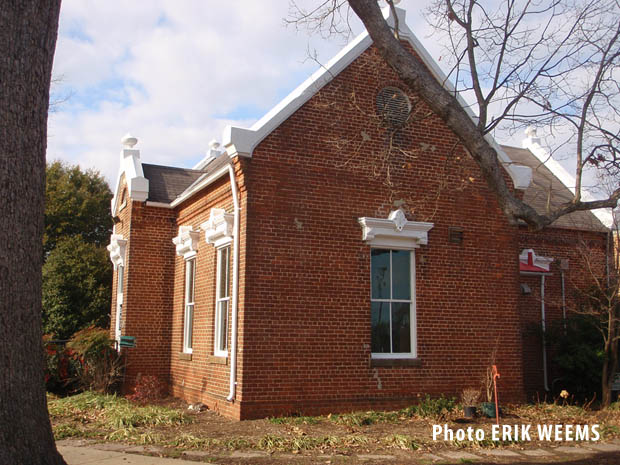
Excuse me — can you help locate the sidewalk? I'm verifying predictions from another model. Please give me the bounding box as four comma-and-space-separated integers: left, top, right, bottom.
58, 444, 199, 465
57, 439, 620, 464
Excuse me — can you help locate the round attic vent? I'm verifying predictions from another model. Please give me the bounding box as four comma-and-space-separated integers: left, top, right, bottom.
376, 87, 411, 127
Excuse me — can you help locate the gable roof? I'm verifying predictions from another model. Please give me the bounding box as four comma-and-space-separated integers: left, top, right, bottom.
218, 6, 532, 192
502, 146, 608, 232
141, 164, 204, 204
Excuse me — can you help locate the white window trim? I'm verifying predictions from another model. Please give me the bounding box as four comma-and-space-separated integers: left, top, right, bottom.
358, 209, 433, 249
183, 258, 196, 354
359, 210, 431, 360
173, 225, 200, 259
107, 234, 127, 269
114, 265, 124, 344
201, 208, 234, 248
214, 246, 230, 357
370, 249, 417, 359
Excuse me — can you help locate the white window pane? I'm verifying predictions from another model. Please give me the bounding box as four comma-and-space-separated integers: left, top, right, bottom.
391, 302, 411, 353
117, 265, 124, 294
186, 259, 195, 303
185, 304, 194, 349
218, 300, 228, 352
392, 250, 411, 300
371, 249, 390, 299
218, 248, 229, 299
371, 301, 390, 353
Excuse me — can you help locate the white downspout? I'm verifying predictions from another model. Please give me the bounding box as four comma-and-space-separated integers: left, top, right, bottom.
541, 275, 550, 391
227, 164, 240, 402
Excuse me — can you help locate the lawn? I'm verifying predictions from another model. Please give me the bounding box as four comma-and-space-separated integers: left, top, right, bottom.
48, 391, 620, 458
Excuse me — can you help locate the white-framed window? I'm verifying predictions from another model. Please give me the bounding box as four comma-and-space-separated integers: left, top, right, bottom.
214, 246, 230, 357
370, 248, 416, 359
114, 265, 124, 343
183, 258, 196, 354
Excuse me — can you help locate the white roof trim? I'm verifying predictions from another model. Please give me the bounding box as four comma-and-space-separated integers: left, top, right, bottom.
221, 6, 530, 190
523, 129, 612, 227
169, 164, 231, 208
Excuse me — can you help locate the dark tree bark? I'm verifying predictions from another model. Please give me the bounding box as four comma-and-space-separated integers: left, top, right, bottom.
347, 0, 620, 230
0, 1, 65, 464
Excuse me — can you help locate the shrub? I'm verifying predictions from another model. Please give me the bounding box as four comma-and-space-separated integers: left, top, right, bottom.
43, 335, 79, 394
127, 374, 167, 403
66, 326, 124, 393
406, 394, 457, 418
546, 316, 603, 401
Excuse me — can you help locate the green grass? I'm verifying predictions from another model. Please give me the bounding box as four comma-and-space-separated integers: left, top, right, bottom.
382, 434, 419, 450
268, 415, 320, 425
49, 391, 192, 441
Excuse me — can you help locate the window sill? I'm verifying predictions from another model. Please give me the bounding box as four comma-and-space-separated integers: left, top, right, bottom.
206, 355, 228, 365
178, 352, 192, 361
371, 358, 422, 367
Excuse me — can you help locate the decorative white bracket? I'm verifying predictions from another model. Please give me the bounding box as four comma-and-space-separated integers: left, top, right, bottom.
519, 248, 553, 272
173, 226, 200, 259
201, 208, 234, 247
107, 234, 127, 269
358, 209, 434, 248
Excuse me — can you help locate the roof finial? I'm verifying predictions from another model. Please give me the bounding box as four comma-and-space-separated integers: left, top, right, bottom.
122, 133, 138, 148
524, 126, 537, 138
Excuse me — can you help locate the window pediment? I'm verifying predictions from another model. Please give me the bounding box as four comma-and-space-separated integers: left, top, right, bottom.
107, 234, 127, 269
519, 248, 553, 273
358, 209, 433, 249
173, 226, 200, 259
201, 208, 234, 248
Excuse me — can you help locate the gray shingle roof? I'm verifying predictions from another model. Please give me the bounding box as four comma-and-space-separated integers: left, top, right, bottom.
141, 164, 205, 204
501, 145, 607, 232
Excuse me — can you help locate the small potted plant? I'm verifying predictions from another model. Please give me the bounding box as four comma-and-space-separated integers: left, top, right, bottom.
461, 388, 480, 418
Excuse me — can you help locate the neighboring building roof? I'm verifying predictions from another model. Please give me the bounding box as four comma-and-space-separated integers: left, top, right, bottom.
141, 164, 204, 204
502, 145, 608, 232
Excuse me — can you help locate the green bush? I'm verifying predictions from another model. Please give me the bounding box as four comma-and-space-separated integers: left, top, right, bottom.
404, 394, 457, 418
66, 327, 124, 393
43, 335, 80, 394
546, 316, 603, 401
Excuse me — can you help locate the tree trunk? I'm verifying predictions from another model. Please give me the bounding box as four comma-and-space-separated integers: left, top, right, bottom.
602, 316, 619, 407
602, 346, 612, 407
0, 1, 65, 464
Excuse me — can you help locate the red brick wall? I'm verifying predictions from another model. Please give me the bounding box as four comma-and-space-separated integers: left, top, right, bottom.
237, 45, 525, 419
120, 200, 177, 390
166, 167, 249, 419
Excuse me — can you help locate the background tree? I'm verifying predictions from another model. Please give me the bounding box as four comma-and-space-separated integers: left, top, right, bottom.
566, 233, 620, 406
45, 161, 113, 256
0, 0, 65, 464
292, 0, 620, 229
42, 161, 113, 341
43, 236, 112, 340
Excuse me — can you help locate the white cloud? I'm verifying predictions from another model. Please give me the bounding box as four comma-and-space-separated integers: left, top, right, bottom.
49, 0, 382, 184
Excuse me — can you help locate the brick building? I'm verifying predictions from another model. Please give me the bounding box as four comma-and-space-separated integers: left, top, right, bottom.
107, 7, 610, 419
